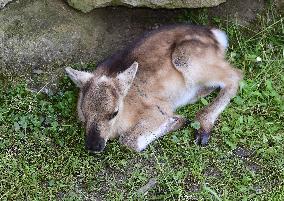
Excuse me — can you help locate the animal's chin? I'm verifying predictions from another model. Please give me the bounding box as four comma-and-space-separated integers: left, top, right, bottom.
86, 141, 106, 153
87, 148, 105, 154
85, 141, 106, 153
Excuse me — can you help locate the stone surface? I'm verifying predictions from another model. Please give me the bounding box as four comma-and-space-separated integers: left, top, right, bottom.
208, 0, 265, 25
0, 0, 183, 90
275, 0, 284, 11
67, 0, 226, 13
0, 0, 270, 91
0, 0, 13, 9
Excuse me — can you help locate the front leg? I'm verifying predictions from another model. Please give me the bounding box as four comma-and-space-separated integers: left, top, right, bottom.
120, 115, 188, 152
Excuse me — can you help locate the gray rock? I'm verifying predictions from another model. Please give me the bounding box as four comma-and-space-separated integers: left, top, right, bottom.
0, 0, 183, 89
208, 0, 265, 25
0, 0, 13, 9
275, 0, 284, 12
0, 0, 268, 91
137, 178, 157, 195
67, 0, 226, 13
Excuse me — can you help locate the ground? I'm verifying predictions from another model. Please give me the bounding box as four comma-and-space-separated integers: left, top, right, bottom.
0, 3, 283, 201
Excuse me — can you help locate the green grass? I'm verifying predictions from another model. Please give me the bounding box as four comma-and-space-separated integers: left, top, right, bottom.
1, 4, 284, 201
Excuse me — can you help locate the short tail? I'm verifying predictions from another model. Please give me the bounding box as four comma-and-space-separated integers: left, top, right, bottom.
211, 29, 228, 50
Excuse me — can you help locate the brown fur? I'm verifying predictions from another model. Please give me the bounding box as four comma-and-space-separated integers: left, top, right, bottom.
65, 24, 243, 152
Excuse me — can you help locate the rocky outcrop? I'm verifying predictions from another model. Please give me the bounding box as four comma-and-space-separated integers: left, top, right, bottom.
208, 0, 265, 25
0, 0, 268, 91
0, 0, 13, 9
0, 0, 182, 89
67, 0, 226, 13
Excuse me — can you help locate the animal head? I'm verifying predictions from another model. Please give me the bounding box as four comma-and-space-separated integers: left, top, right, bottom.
65, 62, 138, 153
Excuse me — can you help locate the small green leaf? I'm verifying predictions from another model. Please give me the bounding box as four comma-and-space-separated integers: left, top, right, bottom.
14, 122, 21, 132
201, 98, 208, 106
120, 159, 127, 166
246, 54, 257, 60
172, 135, 179, 143
190, 121, 200, 130
238, 116, 243, 124
203, 184, 222, 201
48, 180, 55, 187
265, 79, 273, 91
221, 126, 230, 132
239, 80, 246, 91
262, 135, 268, 143
225, 140, 236, 149
234, 96, 244, 105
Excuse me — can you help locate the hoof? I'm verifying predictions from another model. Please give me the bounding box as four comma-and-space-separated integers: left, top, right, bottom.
194, 130, 210, 146
185, 119, 191, 126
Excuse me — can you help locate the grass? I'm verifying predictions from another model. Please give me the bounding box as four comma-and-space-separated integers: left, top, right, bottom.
1, 4, 283, 201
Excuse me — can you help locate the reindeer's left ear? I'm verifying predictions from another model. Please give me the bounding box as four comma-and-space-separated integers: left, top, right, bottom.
116, 62, 138, 96
65, 67, 93, 88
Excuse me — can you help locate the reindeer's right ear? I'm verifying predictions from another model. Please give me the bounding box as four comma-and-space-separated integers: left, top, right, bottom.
65, 67, 93, 88
116, 62, 138, 96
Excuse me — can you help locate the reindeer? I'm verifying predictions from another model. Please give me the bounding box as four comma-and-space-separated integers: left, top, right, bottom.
65, 24, 243, 153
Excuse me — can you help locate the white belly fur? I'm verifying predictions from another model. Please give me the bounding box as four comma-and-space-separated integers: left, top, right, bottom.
173, 85, 199, 109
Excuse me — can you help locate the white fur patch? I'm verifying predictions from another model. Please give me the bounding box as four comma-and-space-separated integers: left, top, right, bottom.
98, 75, 109, 82
173, 86, 199, 109
207, 81, 225, 89
211, 29, 228, 49
137, 132, 158, 152
136, 118, 175, 151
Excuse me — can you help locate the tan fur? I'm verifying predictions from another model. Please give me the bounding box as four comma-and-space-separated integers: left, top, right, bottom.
65, 25, 243, 152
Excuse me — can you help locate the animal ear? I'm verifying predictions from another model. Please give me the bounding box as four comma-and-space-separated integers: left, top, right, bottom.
116, 62, 138, 95
65, 67, 93, 88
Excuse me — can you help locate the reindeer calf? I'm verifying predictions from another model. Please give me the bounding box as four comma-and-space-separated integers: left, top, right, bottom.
65, 25, 242, 153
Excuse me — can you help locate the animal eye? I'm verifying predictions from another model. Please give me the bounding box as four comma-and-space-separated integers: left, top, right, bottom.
109, 110, 118, 120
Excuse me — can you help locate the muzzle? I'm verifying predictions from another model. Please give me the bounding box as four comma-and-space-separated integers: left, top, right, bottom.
85, 122, 106, 153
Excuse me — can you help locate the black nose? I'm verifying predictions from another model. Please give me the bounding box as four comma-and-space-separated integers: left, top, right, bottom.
85, 122, 106, 153
85, 136, 106, 153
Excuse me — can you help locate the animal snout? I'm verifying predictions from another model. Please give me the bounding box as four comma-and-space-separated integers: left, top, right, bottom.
85, 123, 106, 153
85, 137, 106, 153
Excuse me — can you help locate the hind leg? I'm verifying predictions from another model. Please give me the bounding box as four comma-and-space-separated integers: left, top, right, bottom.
172, 40, 243, 146
194, 66, 242, 145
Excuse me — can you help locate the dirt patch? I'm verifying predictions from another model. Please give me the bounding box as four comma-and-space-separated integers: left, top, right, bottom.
204, 166, 222, 178
233, 146, 254, 158
184, 173, 201, 193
